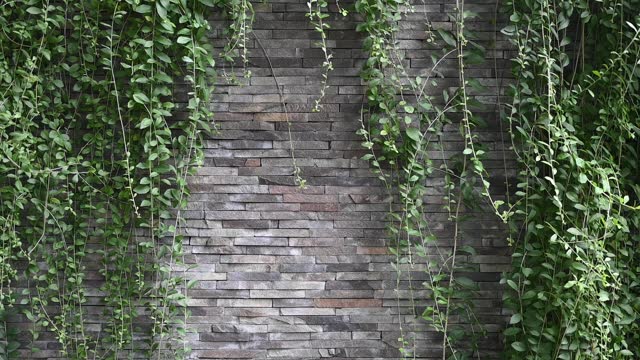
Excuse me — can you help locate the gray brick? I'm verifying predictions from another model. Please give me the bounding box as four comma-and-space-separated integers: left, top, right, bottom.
267, 325, 323, 333
279, 220, 333, 229
272, 281, 325, 290
220, 255, 277, 264
280, 308, 335, 316
250, 290, 306, 298
234, 237, 288, 246
217, 299, 272, 308
269, 333, 311, 340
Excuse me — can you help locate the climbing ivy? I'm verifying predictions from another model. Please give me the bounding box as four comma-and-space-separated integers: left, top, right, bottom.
353, 0, 493, 357
501, 0, 640, 358
0, 0, 252, 358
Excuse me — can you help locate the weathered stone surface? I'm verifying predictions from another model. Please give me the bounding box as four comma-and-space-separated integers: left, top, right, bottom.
313, 299, 383, 308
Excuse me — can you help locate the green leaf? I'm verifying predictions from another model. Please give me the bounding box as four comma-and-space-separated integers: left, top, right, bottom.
405, 127, 421, 142
437, 29, 457, 47
177, 36, 191, 45
578, 173, 588, 184
156, 2, 167, 18
26, 7, 42, 14
140, 118, 153, 129
134, 185, 150, 194
598, 291, 610, 302
567, 228, 583, 237
504, 327, 521, 336
133, 92, 150, 104
511, 342, 526, 352
134, 4, 152, 13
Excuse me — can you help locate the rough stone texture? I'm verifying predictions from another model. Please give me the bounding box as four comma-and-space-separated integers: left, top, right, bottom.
184, 0, 513, 359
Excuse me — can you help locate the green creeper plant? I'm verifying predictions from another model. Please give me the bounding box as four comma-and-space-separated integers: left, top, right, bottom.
218, 0, 255, 79
306, 0, 333, 111
353, 0, 494, 358
501, 0, 640, 357
0, 0, 252, 358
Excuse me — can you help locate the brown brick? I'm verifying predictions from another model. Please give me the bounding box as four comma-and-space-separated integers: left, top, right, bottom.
244, 158, 261, 167
300, 203, 339, 212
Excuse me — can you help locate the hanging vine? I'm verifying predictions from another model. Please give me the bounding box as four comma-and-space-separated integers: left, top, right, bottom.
353, 0, 494, 357
218, 0, 255, 79
306, 0, 333, 111
0, 0, 252, 358
501, 0, 640, 357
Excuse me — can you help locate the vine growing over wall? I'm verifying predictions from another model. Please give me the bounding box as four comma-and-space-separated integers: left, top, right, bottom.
306, 0, 333, 111
218, 0, 255, 79
353, 0, 494, 358
0, 0, 251, 358
2, 0, 637, 359
501, 0, 640, 357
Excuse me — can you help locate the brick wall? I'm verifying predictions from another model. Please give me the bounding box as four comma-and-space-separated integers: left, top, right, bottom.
8, 0, 512, 358
183, 0, 512, 359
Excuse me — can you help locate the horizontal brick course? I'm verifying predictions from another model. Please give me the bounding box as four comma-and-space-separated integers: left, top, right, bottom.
314, 299, 383, 308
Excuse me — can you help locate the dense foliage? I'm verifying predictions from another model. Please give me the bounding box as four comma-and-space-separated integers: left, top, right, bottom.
0, 0, 638, 359
501, 0, 640, 357
353, 0, 640, 358
0, 0, 233, 358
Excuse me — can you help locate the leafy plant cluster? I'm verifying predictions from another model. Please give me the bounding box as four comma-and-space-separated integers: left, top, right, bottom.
351, 0, 640, 357
501, 0, 640, 357
352, 0, 495, 358
0, 0, 252, 359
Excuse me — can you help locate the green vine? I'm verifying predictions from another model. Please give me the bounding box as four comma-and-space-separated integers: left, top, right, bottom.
218, 0, 255, 79
353, 0, 492, 357
306, 0, 332, 111
501, 0, 640, 357
0, 0, 250, 358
